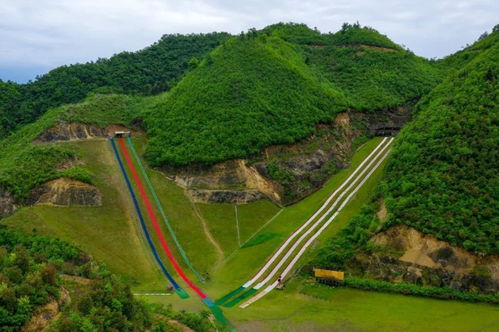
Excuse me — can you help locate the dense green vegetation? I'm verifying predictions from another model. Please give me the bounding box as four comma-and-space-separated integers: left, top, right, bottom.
437, 24, 499, 75
0, 227, 86, 330
1, 23, 442, 176
0, 33, 229, 139
303, 24, 441, 110
143, 23, 441, 166
343, 277, 499, 304
382, 33, 498, 254
144, 32, 349, 166
0, 227, 218, 332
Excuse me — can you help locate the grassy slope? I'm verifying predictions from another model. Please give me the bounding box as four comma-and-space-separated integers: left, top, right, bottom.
3, 135, 496, 330
207, 138, 384, 292
127, 137, 219, 280
2, 139, 163, 289
196, 200, 281, 258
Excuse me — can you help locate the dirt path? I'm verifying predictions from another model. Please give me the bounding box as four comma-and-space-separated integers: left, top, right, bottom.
188, 194, 224, 265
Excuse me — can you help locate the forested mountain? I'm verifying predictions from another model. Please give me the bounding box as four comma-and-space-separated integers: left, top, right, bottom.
144, 32, 349, 166
143, 23, 441, 167
383, 31, 499, 254
267, 23, 442, 110
0, 33, 229, 138
312, 28, 498, 280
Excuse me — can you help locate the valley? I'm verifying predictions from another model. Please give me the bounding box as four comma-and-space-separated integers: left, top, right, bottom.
0, 21, 497, 332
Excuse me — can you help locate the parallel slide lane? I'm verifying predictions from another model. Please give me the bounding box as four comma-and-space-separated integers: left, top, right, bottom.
217, 137, 393, 308
241, 139, 393, 308
109, 138, 188, 299
116, 137, 230, 327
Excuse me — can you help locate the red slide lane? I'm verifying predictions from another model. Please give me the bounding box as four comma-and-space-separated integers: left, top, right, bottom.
117, 137, 206, 299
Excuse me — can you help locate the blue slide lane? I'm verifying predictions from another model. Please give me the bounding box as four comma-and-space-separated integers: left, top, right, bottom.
109, 138, 184, 294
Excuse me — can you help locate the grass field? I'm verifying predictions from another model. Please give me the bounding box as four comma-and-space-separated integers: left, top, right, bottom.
145, 276, 499, 331
196, 201, 281, 258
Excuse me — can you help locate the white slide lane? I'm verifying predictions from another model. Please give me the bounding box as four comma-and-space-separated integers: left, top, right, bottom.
242, 137, 389, 288
253, 138, 393, 289
240, 139, 393, 308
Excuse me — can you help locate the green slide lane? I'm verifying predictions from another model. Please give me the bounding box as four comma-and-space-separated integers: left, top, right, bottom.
126, 137, 204, 282
224, 288, 257, 308
215, 286, 245, 305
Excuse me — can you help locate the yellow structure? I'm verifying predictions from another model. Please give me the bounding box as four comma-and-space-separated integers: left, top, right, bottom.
314, 268, 344, 281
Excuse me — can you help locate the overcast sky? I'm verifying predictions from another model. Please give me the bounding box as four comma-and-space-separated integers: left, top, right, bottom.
1, 0, 497, 83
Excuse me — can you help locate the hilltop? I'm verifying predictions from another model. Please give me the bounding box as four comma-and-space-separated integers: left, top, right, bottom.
0, 33, 230, 138
144, 33, 348, 166
143, 23, 441, 167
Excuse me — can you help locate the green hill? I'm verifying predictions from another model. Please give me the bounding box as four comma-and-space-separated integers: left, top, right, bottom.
302, 23, 442, 110
0, 33, 229, 139
437, 25, 499, 74
383, 33, 499, 254
0, 23, 444, 198
143, 23, 441, 167
144, 33, 349, 166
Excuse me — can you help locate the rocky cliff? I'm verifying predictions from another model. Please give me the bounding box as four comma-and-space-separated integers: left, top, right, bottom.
0, 187, 19, 218
34, 122, 141, 143
164, 107, 411, 205
349, 224, 499, 294
0, 178, 102, 219
29, 178, 102, 206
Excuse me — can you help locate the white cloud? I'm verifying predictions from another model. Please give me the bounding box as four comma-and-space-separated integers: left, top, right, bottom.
0, 0, 497, 82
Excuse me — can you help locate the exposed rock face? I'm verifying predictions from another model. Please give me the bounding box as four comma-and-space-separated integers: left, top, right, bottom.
29, 178, 102, 206
0, 187, 19, 218
34, 122, 140, 143
21, 287, 70, 332
35, 123, 106, 142
357, 106, 411, 137
172, 159, 281, 203
165, 107, 410, 205
350, 225, 499, 294
188, 188, 266, 204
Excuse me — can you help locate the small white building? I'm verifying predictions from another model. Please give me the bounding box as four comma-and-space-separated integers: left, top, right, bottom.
114, 131, 131, 138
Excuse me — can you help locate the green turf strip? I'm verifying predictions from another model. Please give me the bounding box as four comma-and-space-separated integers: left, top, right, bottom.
215, 286, 246, 305
175, 288, 190, 299
224, 288, 257, 307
